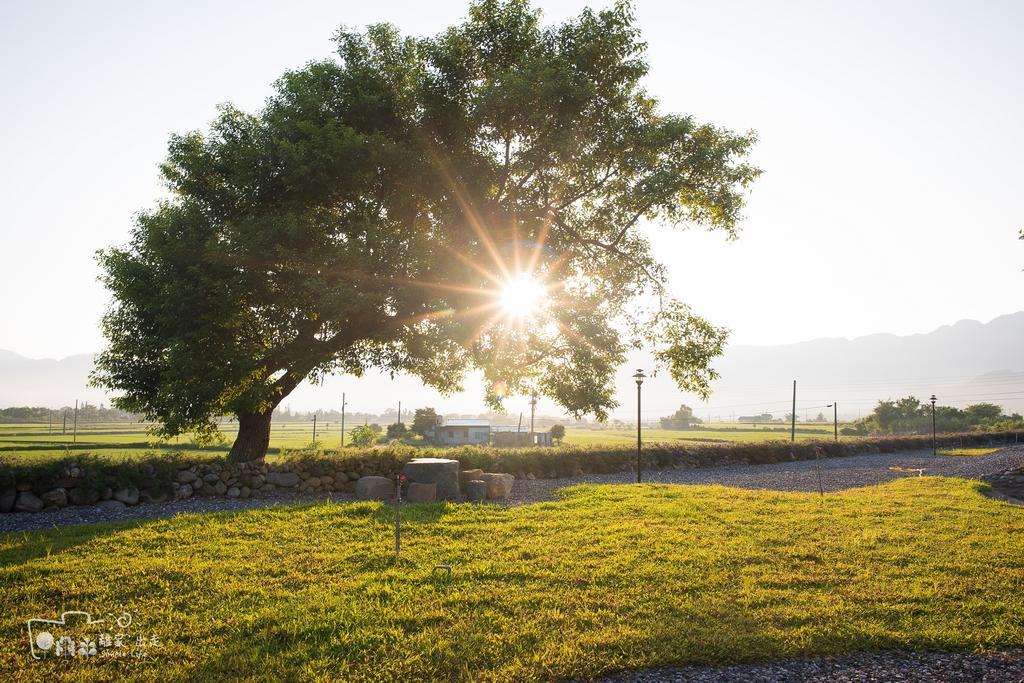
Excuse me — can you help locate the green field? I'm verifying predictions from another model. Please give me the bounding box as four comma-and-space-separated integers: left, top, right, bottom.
0, 421, 349, 463
563, 423, 846, 446
0, 421, 851, 463
2, 477, 1021, 681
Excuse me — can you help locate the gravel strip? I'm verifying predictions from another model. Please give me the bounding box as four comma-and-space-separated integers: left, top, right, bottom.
595, 649, 1024, 682
501, 445, 1024, 505
3, 446, 1022, 533
0, 491, 357, 534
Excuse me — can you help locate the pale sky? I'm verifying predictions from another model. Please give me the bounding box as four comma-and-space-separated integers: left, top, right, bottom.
1, 1, 1022, 415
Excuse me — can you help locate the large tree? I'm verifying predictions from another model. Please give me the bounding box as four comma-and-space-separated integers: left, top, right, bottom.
94, 0, 760, 462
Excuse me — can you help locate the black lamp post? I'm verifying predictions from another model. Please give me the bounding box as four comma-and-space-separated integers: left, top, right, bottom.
930, 394, 937, 455
826, 402, 838, 442
633, 369, 646, 483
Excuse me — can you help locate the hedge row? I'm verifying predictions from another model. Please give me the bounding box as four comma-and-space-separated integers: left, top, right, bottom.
2, 431, 1019, 501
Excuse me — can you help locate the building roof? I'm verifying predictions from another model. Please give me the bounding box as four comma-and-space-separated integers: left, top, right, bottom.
439, 418, 491, 427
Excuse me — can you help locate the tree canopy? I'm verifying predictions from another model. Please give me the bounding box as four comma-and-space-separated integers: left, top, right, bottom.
93, 0, 760, 461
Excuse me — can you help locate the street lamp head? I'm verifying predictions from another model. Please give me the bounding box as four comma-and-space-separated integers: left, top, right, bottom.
633, 368, 646, 386
930, 394, 937, 405
826, 403, 833, 408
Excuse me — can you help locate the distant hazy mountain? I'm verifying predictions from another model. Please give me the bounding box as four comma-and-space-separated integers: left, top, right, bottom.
637, 311, 1024, 420
2, 312, 1022, 418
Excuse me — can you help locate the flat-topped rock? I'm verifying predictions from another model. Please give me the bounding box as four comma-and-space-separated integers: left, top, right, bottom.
403, 458, 460, 500
356, 476, 395, 501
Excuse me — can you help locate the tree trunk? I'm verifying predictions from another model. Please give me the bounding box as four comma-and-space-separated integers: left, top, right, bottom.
229, 408, 274, 463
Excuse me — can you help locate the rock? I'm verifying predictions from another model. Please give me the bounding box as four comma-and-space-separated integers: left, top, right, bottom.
0, 489, 17, 513
96, 500, 126, 511
40, 488, 68, 508
176, 484, 193, 500
16, 482, 33, 492
176, 470, 198, 484
240, 486, 250, 498
226, 486, 241, 498
306, 477, 321, 489
266, 472, 300, 488
113, 487, 139, 505
355, 476, 395, 501
464, 480, 487, 502
203, 473, 220, 484
406, 482, 437, 503
68, 488, 101, 506
480, 473, 514, 500
214, 481, 228, 495
459, 468, 485, 485
14, 491, 45, 513
100, 487, 113, 501
191, 478, 204, 490
525, 472, 537, 480
402, 458, 460, 500
139, 489, 169, 504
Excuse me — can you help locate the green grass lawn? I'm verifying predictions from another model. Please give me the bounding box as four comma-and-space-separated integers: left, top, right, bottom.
2, 477, 1022, 681
936, 447, 1004, 457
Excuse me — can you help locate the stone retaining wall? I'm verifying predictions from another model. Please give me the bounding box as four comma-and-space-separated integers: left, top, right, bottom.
2, 431, 1019, 514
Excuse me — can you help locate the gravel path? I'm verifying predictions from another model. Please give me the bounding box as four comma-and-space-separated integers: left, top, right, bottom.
503, 445, 1024, 505
3, 446, 1022, 534
595, 649, 1024, 682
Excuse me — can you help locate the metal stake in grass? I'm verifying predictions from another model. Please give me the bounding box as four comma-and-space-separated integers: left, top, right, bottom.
394, 473, 406, 561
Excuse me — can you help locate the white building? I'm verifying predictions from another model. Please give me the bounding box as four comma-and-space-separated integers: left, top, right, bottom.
434, 417, 491, 445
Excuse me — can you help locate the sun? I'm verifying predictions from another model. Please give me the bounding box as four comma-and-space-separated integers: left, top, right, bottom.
500, 274, 547, 319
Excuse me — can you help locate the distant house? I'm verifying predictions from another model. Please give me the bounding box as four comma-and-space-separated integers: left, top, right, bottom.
434, 417, 491, 445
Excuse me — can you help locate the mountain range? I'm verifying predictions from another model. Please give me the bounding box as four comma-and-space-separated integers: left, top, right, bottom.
1, 312, 1022, 420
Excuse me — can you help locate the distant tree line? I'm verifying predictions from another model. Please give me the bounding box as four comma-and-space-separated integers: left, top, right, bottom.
842, 397, 1022, 436
659, 405, 704, 430
0, 404, 138, 423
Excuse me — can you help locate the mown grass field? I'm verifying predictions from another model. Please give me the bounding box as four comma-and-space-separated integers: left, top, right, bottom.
562, 423, 845, 446
0, 421, 850, 463
1, 477, 1022, 681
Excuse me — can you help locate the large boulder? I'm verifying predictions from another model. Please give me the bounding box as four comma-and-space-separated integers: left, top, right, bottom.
463, 480, 488, 502
403, 458, 460, 501
96, 500, 126, 511
176, 470, 198, 484
458, 468, 485, 485
405, 482, 437, 503
266, 472, 300, 488
68, 487, 101, 506
113, 487, 139, 505
356, 476, 395, 501
479, 473, 514, 500
0, 489, 16, 513
14, 491, 45, 513
41, 488, 69, 508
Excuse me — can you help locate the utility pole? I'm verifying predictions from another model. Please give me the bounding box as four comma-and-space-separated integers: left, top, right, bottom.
790, 381, 796, 455
73, 400, 79, 443
828, 402, 838, 441
397, 401, 401, 426
312, 412, 317, 446
529, 393, 537, 445
930, 394, 937, 455
340, 392, 346, 448
62, 410, 67, 435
